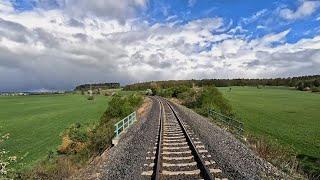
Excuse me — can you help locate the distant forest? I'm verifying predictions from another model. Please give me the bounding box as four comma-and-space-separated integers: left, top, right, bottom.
74, 83, 120, 91
123, 75, 320, 91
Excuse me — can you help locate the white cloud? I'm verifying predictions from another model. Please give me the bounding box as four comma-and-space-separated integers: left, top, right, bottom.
280, 0, 320, 20
0, 0, 14, 14
242, 9, 268, 24
258, 29, 291, 45
63, 0, 147, 22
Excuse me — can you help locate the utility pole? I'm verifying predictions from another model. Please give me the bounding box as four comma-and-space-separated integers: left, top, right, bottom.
89, 84, 93, 97
88, 84, 94, 100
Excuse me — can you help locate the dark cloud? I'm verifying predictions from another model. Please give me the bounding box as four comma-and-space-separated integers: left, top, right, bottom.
244, 59, 261, 67
147, 53, 172, 68
61, 0, 147, 23
68, 18, 84, 27
73, 33, 88, 41
33, 28, 62, 48
255, 49, 319, 67
0, 18, 30, 43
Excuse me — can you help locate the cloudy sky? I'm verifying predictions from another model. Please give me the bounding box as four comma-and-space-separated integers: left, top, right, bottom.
0, 0, 319, 91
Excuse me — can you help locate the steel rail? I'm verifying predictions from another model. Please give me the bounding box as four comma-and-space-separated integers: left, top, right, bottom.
152, 97, 163, 180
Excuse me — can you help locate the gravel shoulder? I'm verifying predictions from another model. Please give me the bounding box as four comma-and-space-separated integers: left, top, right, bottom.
71, 97, 159, 180
168, 100, 288, 180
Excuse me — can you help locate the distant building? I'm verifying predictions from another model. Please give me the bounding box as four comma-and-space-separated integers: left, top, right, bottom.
0, 92, 28, 96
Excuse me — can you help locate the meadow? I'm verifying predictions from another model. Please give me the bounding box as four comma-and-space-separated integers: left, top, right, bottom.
0, 94, 110, 169
218, 86, 320, 160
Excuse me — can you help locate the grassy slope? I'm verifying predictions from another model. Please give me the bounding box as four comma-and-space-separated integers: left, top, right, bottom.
218, 86, 320, 158
0, 94, 110, 169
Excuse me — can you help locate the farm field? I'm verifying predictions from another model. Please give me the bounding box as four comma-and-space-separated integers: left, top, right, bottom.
218, 86, 320, 159
0, 94, 110, 169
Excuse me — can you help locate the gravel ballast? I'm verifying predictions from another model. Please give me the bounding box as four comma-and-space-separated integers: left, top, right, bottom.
98, 98, 160, 179
168, 100, 287, 179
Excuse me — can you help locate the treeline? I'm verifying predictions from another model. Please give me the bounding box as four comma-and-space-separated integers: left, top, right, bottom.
74, 83, 120, 91
123, 75, 320, 91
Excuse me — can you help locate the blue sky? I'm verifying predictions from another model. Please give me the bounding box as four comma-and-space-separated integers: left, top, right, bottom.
0, 0, 319, 91
146, 0, 319, 41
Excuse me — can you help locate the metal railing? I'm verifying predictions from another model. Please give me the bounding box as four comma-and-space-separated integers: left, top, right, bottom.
114, 111, 137, 137
208, 109, 244, 136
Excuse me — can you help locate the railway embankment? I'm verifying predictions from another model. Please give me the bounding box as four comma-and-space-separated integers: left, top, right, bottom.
73, 97, 287, 179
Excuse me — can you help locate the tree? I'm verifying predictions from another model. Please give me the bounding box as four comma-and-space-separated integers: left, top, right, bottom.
297, 81, 304, 91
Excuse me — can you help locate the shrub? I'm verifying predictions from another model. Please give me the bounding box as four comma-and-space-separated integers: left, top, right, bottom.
186, 86, 233, 116
87, 96, 94, 100
157, 88, 174, 97
150, 87, 157, 96
57, 123, 89, 154
89, 122, 115, 154
172, 86, 189, 98
311, 87, 320, 93
314, 79, 320, 87
157, 86, 192, 99
91, 93, 142, 153
297, 82, 305, 91
246, 135, 299, 175
106, 95, 131, 118
127, 94, 143, 107
297, 154, 320, 179
21, 156, 78, 180
105, 94, 142, 119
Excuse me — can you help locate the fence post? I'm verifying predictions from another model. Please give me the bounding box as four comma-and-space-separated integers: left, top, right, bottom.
115, 124, 118, 137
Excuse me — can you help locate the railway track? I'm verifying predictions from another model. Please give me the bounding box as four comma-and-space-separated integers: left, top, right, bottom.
142, 97, 227, 180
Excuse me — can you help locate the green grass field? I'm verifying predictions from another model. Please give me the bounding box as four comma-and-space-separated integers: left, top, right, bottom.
0, 94, 110, 169
218, 86, 320, 159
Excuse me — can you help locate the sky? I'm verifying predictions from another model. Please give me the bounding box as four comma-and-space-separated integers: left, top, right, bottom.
0, 0, 319, 91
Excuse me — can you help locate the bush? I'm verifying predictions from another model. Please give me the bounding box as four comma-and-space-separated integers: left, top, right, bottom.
21, 156, 78, 180
311, 87, 320, 92
87, 96, 94, 100
297, 154, 320, 179
89, 122, 115, 154
157, 86, 192, 99
57, 123, 89, 155
105, 94, 142, 119
89, 94, 142, 154
246, 135, 299, 176
186, 86, 233, 116
150, 87, 158, 96
157, 88, 174, 97
172, 86, 189, 98
297, 82, 304, 91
